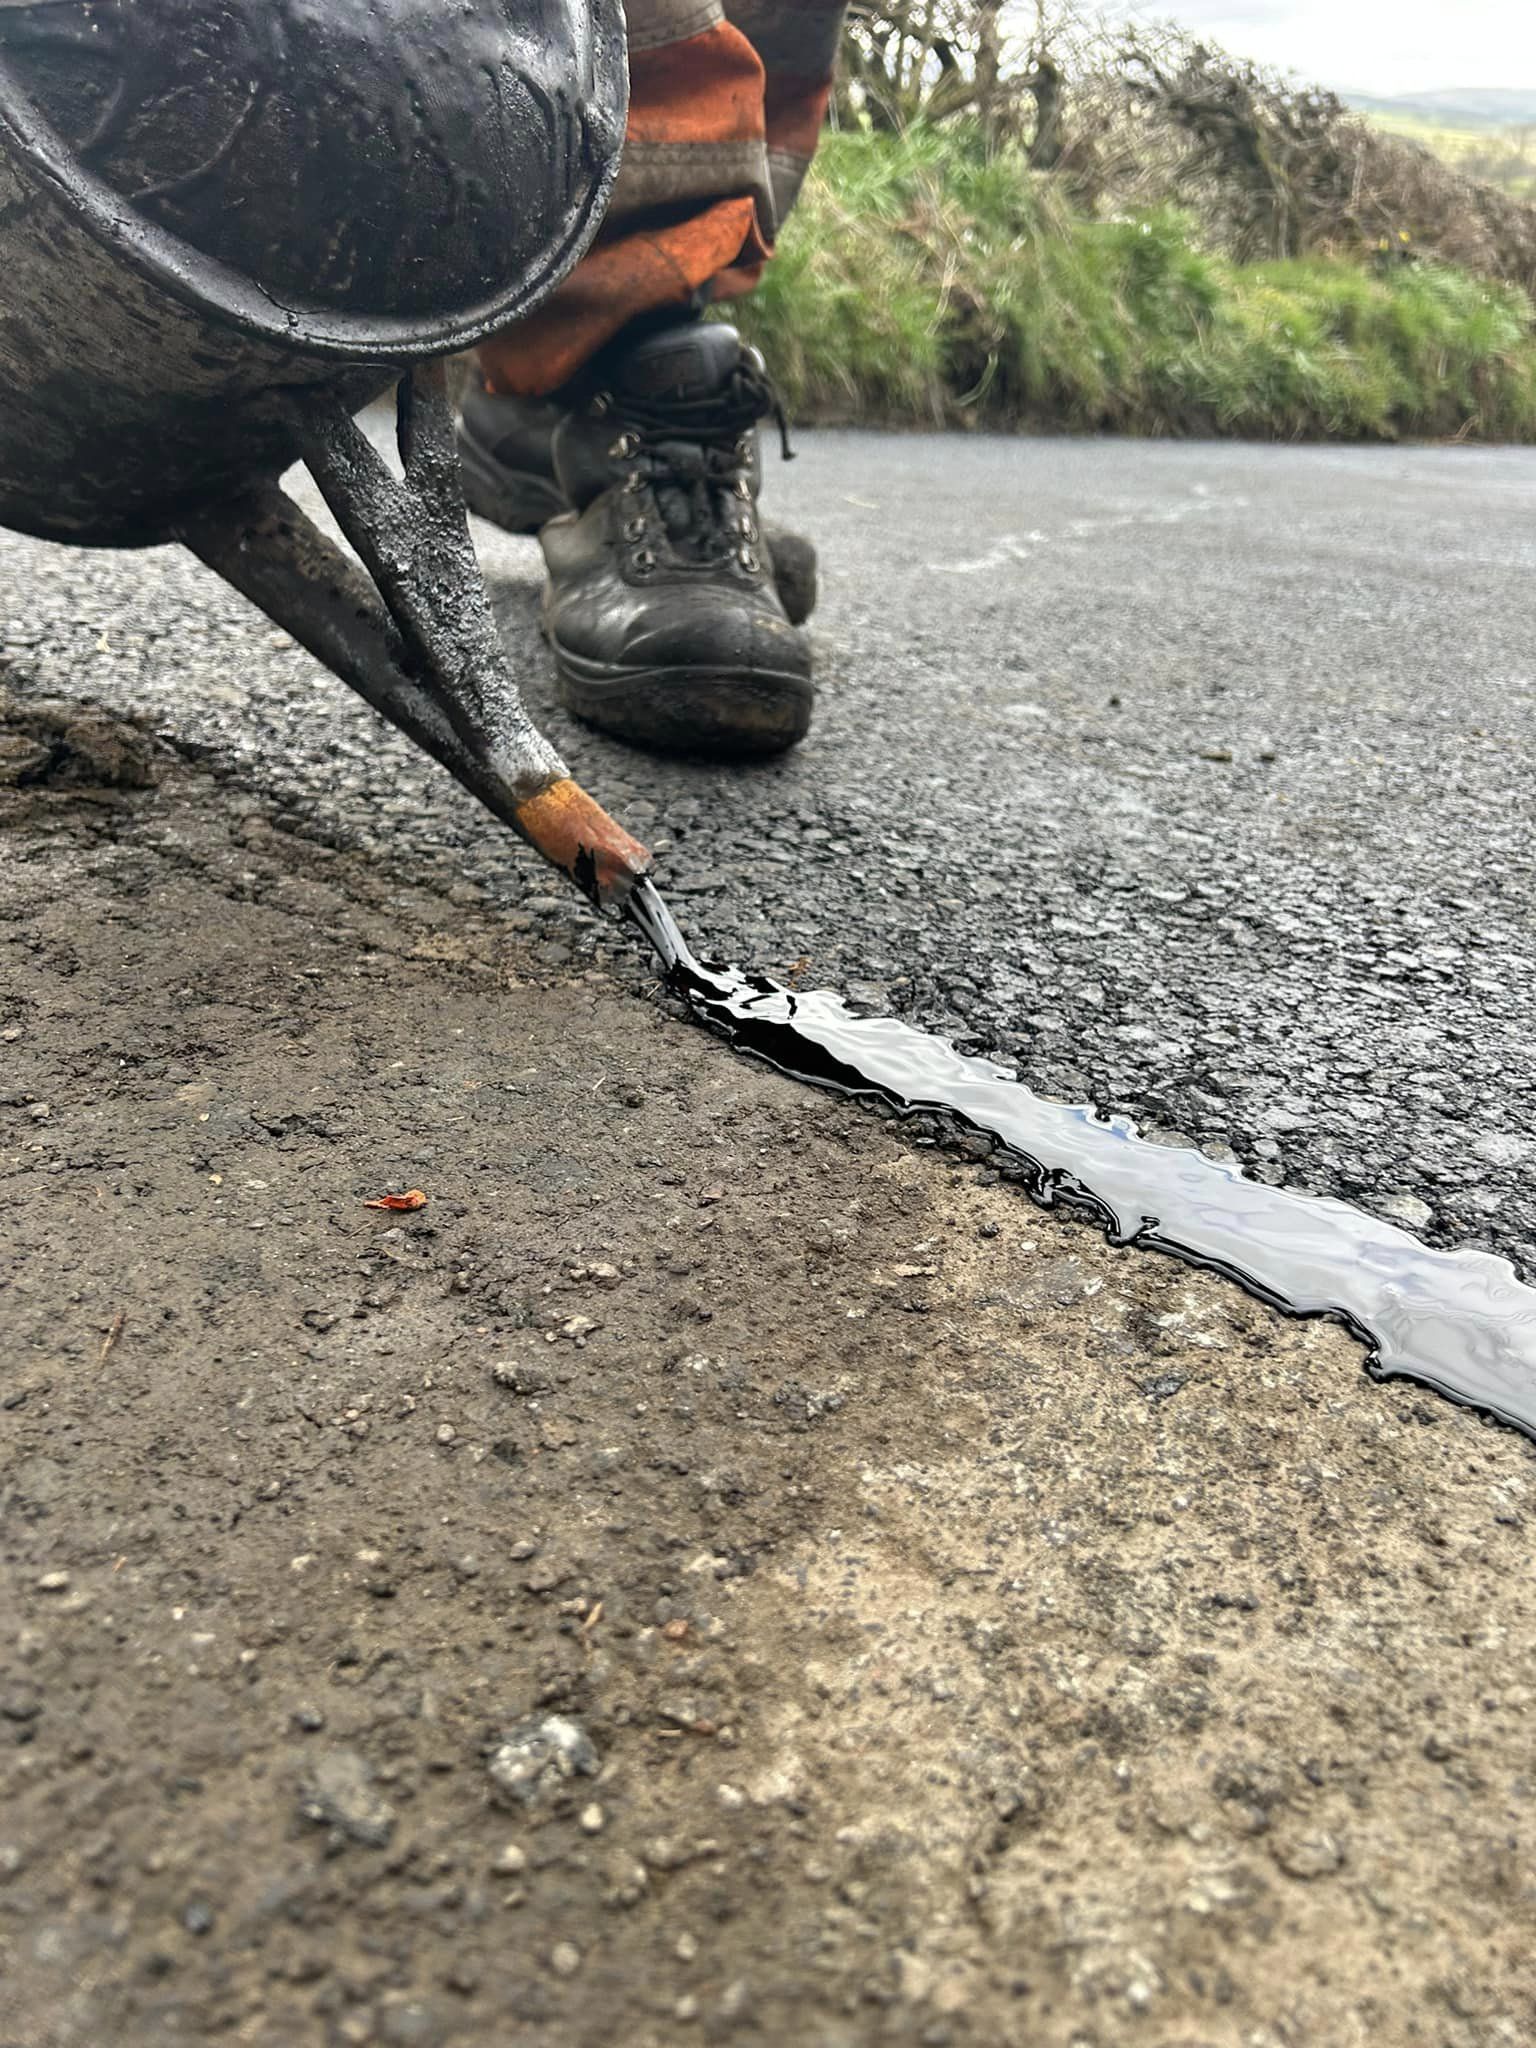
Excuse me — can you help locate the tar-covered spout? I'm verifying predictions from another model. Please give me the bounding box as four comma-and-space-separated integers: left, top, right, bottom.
627, 877, 1536, 1440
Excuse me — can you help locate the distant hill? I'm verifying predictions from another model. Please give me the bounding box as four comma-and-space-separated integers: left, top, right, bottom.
1345, 88, 1536, 130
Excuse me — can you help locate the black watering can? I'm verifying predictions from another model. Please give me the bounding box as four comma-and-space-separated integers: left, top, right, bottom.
0, 0, 650, 901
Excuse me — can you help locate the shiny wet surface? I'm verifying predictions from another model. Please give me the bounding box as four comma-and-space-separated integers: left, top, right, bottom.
631, 876, 1536, 1436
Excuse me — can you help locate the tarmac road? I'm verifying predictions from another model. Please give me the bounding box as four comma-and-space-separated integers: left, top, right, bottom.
3, 429, 1533, 1279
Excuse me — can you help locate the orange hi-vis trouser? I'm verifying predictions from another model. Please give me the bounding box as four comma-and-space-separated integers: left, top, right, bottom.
476, 0, 848, 397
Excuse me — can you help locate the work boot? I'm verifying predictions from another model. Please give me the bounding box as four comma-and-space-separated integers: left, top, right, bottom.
526, 319, 815, 758
458, 354, 818, 630
456, 388, 570, 536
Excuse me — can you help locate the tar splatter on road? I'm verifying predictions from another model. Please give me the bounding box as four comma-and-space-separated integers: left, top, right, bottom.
631, 876, 1536, 1436
3, 430, 1532, 1279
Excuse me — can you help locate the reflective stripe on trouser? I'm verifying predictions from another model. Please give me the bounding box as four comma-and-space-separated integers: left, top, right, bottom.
475, 0, 846, 397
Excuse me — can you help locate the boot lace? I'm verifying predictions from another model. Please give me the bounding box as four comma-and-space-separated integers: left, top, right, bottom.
604, 350, 793, 576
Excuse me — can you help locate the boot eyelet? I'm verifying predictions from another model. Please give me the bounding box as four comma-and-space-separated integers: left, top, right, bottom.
735, 437, 753, 460
738, 546, 760, 574
624, 471, 645, 495
623, 517, 647, 541
633, 547, 657, 574
731, 478, 752, 500
590, 392, 613, 417
610, 430, 640, 460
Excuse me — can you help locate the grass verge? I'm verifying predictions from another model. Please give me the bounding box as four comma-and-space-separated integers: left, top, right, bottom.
734, 126, 1536, 439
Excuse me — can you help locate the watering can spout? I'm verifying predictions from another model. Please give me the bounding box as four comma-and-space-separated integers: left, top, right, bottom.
180, 365, 651, 910
515, 782, 653, 910
1, 0, 650, 909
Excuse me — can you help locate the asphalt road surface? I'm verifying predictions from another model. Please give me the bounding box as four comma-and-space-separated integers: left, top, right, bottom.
3, 429, 1532, 1280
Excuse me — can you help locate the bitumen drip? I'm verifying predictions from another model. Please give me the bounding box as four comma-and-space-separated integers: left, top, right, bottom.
628, 878, 1536, 1439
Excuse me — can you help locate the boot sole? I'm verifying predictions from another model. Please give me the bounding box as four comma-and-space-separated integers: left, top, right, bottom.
457, 432, 567, 536
550, 638, 813, 760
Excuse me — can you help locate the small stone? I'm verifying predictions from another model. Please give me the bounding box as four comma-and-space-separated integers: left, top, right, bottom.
1472, 1132, 1531, 1169
1273, 1830, 1345, 1880
549, 1941, 582, 1978
486, 1715, 599, 1807
492, 1844, 527, 1875
675, 1933, 699, 1963
579, 1804, 605, 1835
435, 1424, 456, 1445
718, 1981, 751, 2022
182, 1900, 215, 1936
376, 2000, 452, 2046
1378, 1193, 1433, 1232
602, 1857, 649, 1909
298, 1749, 396, 1848
34, 1571, 70, 1593
492, 1360, 551, 1395
643, 1835, 717, 1873
674, 1996, 700, 2022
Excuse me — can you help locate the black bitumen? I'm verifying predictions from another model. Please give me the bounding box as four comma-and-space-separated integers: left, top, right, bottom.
3, 429, 1531, 1278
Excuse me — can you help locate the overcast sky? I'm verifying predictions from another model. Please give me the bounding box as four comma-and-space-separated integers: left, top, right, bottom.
1121, 1, 1535, 96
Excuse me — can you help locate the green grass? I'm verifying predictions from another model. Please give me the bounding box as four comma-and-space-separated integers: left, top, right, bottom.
734, 126, 1536, 440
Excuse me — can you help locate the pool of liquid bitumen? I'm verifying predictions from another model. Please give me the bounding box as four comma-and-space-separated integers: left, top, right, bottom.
629, 878, 1536, 1440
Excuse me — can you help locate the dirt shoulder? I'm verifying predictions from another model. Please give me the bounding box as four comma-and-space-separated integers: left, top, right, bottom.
2, 698, 1533, 2048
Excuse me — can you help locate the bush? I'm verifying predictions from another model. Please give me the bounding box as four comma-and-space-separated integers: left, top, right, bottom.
735, 126, 1536, 440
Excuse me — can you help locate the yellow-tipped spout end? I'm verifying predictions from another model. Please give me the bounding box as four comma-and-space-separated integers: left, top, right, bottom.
514, 778, 652, 909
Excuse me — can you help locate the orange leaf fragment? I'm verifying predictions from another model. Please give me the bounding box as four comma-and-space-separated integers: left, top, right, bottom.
364, 1189, 428, 1213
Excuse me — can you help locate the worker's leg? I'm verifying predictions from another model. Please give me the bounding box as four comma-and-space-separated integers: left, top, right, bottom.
463, 0, 846, 759
717, 0, 846, 286
476, 5, 758, 400
476, 0, 844, 398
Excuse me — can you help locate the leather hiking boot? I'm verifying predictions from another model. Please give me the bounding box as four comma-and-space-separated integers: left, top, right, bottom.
536, 319, 814, 758
458, 358, 818, 629
457, 388, 569, 536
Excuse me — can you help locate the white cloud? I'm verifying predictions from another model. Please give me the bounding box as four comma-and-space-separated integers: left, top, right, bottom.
1117, 1, 1536, 96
